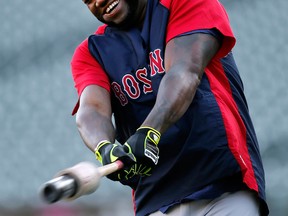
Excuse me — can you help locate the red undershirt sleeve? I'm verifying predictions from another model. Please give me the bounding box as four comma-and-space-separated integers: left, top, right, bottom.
70, 38, 110, 114
163, 0, 236, 58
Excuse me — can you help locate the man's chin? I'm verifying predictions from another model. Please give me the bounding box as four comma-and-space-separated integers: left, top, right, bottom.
104, 17, 136, 30
102, 12, 138, 29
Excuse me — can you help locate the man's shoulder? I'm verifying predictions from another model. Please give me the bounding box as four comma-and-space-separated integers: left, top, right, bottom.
159, 0, 172, 9
94, 24, 108, 35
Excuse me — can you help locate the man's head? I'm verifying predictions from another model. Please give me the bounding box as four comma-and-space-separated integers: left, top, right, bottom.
83, 0, 147, 29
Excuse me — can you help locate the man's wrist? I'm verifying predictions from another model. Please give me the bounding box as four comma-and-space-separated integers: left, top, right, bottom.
94, 140, 111, 152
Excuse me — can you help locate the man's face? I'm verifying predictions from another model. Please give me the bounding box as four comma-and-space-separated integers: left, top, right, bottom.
83, 0, 147, 29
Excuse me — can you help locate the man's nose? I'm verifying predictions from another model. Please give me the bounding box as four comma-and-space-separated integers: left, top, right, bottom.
95, 0, 107, 7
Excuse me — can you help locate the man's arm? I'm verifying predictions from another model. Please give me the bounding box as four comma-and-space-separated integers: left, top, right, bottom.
76, 85, 115, 152
142, 33, 220, 133
76, 85, 137, 182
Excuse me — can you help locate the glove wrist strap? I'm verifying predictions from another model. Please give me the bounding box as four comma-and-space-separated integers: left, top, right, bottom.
94, 140, 111, 153
138, 126, 161, 135
94, 140, 111, 164
138, 127, 161, 144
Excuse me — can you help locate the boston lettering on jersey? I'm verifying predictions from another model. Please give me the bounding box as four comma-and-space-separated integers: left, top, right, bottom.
111, 49, 165, 106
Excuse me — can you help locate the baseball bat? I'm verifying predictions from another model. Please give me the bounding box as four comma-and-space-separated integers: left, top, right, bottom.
39, 160, 124, 204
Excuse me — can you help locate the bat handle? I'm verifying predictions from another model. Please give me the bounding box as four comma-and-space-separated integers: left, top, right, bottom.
98, 160, 124, 177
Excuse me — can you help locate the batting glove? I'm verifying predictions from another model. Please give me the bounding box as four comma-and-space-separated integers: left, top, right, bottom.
95, 140, 137, 182
124, 127, 161, 176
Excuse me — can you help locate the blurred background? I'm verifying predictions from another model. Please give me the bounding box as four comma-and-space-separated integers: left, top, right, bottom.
0, 0, 287, 215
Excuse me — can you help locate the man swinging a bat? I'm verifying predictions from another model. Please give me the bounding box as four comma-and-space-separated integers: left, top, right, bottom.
70, 0, 269, 215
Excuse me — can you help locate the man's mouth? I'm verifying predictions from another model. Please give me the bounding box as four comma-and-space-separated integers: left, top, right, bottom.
106, 0, 120, 14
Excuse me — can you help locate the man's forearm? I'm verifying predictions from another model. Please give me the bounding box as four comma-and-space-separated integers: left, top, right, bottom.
76, 107, 115, 152
142, 65, 200, 134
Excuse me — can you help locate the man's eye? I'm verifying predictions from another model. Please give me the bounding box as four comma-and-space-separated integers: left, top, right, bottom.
83, 0, 91, 4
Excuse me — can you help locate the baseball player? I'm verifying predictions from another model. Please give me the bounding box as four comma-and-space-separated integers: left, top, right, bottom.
70, 0, 269, 215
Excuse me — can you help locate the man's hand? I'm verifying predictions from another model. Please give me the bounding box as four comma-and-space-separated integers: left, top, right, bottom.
95, 140, 137, 182
124, 127, 161, 176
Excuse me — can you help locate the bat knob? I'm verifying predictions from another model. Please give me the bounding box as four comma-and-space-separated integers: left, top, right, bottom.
40, 162, 101, 203
40, 175, 78, 203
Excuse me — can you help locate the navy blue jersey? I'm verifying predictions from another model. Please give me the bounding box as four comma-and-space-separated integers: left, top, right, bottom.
71, 0, 268, 215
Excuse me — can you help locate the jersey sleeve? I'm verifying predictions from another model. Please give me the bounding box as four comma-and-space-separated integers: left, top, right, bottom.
70, 38, 110, 114
164, 0, 236, 58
